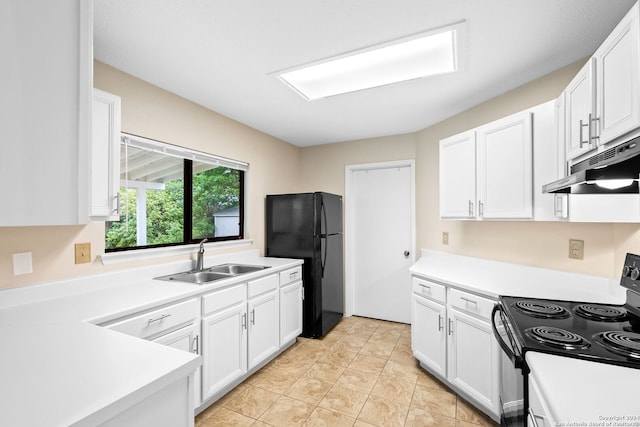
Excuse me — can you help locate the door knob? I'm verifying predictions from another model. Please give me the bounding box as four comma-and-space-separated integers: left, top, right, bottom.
404, 250, 410, 257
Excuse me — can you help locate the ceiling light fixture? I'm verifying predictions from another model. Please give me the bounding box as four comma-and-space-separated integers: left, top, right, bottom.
275, 21, 465, 100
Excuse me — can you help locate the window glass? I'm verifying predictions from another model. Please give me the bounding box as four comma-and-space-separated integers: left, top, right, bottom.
192, 162, 241, 240
105, 136, 245, 252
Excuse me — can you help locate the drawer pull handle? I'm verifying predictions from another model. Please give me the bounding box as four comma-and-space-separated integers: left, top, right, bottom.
147, 313, 171, 325
289, 272, 298, 278
461, 297, 478, 305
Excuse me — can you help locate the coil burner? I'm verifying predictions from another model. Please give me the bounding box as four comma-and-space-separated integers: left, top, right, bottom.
525, 326, 591, 350
574, 304, 627, 322
594, 331, 640, 360
513, 301, 571, 319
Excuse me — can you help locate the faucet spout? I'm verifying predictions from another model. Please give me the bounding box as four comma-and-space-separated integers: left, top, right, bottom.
196, 238, 208, 271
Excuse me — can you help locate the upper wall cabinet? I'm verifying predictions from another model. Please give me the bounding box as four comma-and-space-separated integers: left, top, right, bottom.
440, 111, 533, 220
564, 2, 640, 162
439, 131, 477, 218
565, 60, 596, 161
0, 0, 93, 226
594, 2, 640, 144
91, 89, 122, 221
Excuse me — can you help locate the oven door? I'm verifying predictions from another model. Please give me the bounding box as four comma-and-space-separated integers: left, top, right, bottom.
492, 304, 527, 427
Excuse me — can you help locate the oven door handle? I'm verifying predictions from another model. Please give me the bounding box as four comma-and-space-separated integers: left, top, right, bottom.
491, 304, 525, 369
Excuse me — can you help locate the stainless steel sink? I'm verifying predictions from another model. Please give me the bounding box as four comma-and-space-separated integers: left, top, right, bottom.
156, 270, 232, 284
208, 263, 270, 275
155, 263, 270, 285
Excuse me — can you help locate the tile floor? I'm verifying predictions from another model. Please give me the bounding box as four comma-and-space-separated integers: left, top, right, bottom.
195, 316, 499, 427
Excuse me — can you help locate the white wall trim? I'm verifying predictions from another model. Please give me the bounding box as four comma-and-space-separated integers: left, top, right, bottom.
344, 159, 416, 318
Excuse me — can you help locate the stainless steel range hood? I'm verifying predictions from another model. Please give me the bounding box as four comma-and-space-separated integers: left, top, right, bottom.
542, 137, 640, 194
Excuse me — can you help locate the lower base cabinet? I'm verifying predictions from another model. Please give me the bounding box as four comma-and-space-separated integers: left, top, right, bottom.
411, 276, 499, 421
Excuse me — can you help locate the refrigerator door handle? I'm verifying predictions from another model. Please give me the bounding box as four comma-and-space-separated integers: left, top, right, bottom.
320, 198, 328, 278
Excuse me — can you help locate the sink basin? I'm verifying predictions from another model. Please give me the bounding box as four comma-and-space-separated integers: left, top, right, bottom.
208, 263, 270, 275
155, 270, 232, 285
155, 264, 270, 285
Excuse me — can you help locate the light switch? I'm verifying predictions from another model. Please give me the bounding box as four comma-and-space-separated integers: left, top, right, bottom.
12, 252, 33, 276
75, 243, 92, 264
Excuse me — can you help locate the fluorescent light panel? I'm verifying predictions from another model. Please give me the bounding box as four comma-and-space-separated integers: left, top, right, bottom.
278, 23, 463, 100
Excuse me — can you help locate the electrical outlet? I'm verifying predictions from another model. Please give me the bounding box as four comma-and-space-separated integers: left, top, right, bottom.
443, 232, 449, 245
569, 239, 584, 260
75, 243, 92, 264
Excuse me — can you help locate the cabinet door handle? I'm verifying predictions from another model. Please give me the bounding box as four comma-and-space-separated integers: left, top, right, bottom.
579, 118, 590, 147
461, 296, 478, 305
113, 192, 120, 214
242, 313, 247, 330
590, 114, 600, 144
251, 309, 256, 325
448, 318, 453, 335
478, 200, 484, 217
438, 315, 443, 331
147, 313, 171, 325
192, 335, 199, 354
468, 200, 474, 217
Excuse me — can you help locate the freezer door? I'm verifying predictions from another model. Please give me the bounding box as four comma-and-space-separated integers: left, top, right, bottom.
316, 192, 343, 236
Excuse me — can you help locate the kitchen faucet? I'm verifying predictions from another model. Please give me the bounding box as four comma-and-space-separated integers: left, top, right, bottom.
196, 238, 208, 271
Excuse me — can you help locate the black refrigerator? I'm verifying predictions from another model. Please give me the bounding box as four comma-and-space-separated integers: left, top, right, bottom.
266, 192, 343, 338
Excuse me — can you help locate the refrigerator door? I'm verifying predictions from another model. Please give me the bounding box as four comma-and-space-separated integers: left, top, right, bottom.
320, 233, 343, 335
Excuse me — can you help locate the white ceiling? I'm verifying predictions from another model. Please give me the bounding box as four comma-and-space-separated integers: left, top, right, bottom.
93, 0, 636, 147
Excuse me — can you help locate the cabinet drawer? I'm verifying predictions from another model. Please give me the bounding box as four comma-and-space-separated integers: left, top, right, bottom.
106, 298, 198, 339
448, 288, 494, 320
412, 277, 446, 304
279, 266, 302, 286
203, 283, 245, 316
248, 274, 279, 298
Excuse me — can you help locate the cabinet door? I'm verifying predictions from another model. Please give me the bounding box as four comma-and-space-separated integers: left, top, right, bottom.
248, 290, 280, 370
411, 294, 446, 378
91, 89, 121, 220
447, 308, 499, 416
439, 131, 476, 219
476, 111, 533, 219
595, 2, 640, 144
565, 60, 596, 160
0, 0, 92, 226
152, 322, 201, 407
202, 303, 247, 400
280, 281, 303, 346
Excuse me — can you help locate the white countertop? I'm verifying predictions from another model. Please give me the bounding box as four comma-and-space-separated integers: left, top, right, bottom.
410, 249, 625, 303
0, 250, 302, 426
526, 352, 640, 423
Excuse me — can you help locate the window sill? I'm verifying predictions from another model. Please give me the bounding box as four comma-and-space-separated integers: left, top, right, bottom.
99, 239, 255, 266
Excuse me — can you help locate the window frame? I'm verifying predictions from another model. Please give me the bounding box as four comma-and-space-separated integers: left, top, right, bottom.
105, 133, 247, 253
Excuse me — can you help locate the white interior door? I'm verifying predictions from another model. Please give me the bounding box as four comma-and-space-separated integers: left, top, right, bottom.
349, 162, 414, 323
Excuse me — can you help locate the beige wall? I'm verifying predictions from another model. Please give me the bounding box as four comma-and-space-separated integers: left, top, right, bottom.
0, 62, 301, 289
6, 58, 640, 290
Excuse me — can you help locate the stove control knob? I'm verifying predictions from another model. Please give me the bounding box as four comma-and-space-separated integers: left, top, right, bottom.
623, 265, 631, 277
632, 268, 640, 281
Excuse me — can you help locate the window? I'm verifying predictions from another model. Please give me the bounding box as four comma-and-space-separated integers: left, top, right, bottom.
105, 134, 247, 252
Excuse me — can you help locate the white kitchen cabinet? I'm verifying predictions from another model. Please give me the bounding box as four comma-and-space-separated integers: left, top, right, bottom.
447, 306, 499, 414
0, 0, 93, 226
440, 111, 533, 220
201, 284, 247, 401
412, 292, 447, 377
594, 2, 640, 145
411, 276, 499, 421
476, 111, 533, 219
279, 266, 303, 346
247, 289, 280, 369
153, 322, 201, 407
91, 89, 121, 221
565, 60, 596, 161
439, 131, 477, 218
532, 100, 568, 221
